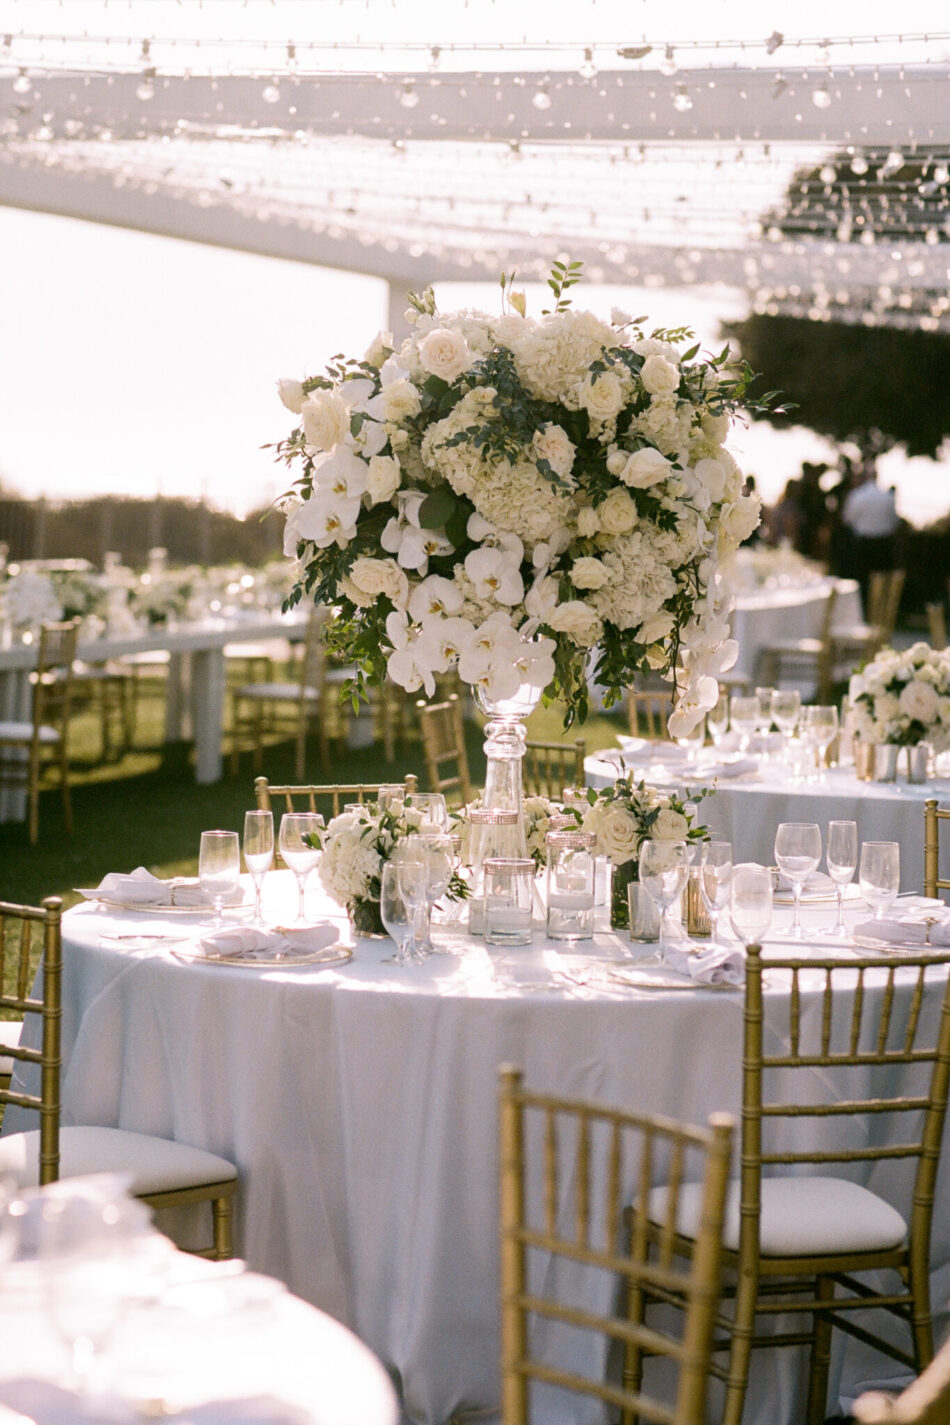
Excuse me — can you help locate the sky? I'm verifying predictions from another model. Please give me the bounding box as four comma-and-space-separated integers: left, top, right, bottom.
1, 0, 949, 525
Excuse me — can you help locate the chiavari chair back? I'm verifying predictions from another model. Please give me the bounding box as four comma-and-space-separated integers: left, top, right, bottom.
522, 739, 586, 799
0, 619, 79, 845
255, 775, 419, 820
632, 944, 950, 1425
924, 799, 950, 901
0, 895, 237, 1257
417, 695, 473, 807
925, 603, 947, 652
627, 690, 674, 741
498, 1064, 733, 1425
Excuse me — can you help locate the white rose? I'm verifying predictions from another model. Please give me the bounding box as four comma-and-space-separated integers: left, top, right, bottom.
701, 411, 730, 444
597, 488, 638, 535
345, 556, 408, 607
419, 327, 472, 383
899, 679, 939, 726
532, 422, 576, 480
874, 692, 900, 724
653, 808, 689, 841
380, 378, 422, 423
301, 389, 350, 451
570, 557, 610, 591
579, 370, 625, 421
693, 457, 727, 503
364, 330, 394, 368
620, 447, 672, 490
365, 454, 401, 505
719, 494, 761, 546
547, 600, 604, 648
640, 355, 680, 396
277, 378, 306, 415
576, 506, 601, 538
596, 806, 641, 864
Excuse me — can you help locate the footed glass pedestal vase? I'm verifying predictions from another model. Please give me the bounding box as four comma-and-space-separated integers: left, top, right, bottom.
474, 680, 543, 858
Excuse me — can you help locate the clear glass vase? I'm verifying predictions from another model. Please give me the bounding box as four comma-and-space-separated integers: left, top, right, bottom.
473, 680, 543, 858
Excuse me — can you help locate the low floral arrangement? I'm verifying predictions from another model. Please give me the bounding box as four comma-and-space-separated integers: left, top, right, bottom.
49, 568, 108, 622
2, 570, 63, 629
318, 797, 468, 935
275, 261, 767, 733
850, 643, 950, 750
130, 569, 199, 626
723, 545, 822, 595
578, 769, 709, 928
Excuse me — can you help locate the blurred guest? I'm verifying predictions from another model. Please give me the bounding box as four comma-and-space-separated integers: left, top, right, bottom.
841, 467, 900, 599
797, 461, 830, 561
768, 477, 803, 548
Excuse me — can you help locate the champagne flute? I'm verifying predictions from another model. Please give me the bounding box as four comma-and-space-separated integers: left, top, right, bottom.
395, 836, 431, 960
699, 839, 734, 945
418, 833, 456, 955
198, 830, 240, 927
243, 810, 274, 926
859, 841, 900, 921
774, 822, 822, 939
638, 840, 689, 964
754, 686, 776, 741
729, 863, 773, 945
278, 812, 324, 924
771, 688, 801, 764
380, 861, 416, 966
706, 687, 730, 746
826, 819, 858, 937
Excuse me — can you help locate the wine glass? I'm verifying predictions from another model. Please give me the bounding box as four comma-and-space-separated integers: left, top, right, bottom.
638, 840, 689, 964
417, 833, 456, 955
41, 1196, 133, 1395
730, 696, 759, 752
826, 820, 858, 937
380, 861, 416, 966
278, 812, 324, 924
405, 793, 449, 835
774, 822, 822, 939
674, 720, 706, 765
802, 705, 839, 781
771, 689, 801, 762
706, 687, 730, 746
198, 830, 241, 927
729, 863, 773, 945
859, 841, 900, 921
243, 810, 274, 925
395, 836, 431, 960
754, 686, 775, 736
699, 839, 734, 945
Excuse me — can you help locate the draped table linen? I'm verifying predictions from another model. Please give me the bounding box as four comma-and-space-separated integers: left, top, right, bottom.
728, 576, 863, 681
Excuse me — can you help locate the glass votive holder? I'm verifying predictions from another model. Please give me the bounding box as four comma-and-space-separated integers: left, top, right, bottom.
628, 881, 661, 943
466, 809, 520, 935
483, 858, 535, 947
546, 832, 596, 942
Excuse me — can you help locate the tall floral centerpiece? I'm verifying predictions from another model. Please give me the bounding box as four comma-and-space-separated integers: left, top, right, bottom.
275, 263, 764, 821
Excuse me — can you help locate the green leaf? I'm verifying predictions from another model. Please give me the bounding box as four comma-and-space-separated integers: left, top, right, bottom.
418, 486, 457, 529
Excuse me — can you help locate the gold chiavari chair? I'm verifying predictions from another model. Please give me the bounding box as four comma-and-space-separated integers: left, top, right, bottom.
853, 1330, 950, 1424
0, 620, 78, 845
924, 799, 950, 901
522, 739, 586, 798
627, 690, 674, 740
417, 694, 473, 807
0, 896, 237, 1258
254, 774, 418, 820
498, 1064, 733, 1425
629, 943, 950, 1425
925, 603, 947, 653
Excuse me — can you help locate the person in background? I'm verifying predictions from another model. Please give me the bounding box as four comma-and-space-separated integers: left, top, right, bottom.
767, 477, 803, 548
840, 464, 900, 601
797, 461, 831, 561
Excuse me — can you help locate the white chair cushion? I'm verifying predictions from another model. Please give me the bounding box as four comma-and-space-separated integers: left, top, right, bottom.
0, 1020, 22, 1077
234, 682, 318, 703
0, 1126, 237, 1195
647, 1175, 907, 1257
0, 722, 59, 744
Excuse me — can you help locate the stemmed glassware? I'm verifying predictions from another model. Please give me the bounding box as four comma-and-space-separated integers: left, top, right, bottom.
754, 686, 775, 752
729, 863, 774, 945
416, 833, 456, 955
706, 687, 730, 746
674, 720, 705, 765
730, 696, 759, 752
699, 839, 734, 944
278, 812, 324, 924
771, 689, 801, 756
198, 830, 241, 927
380, 861, 416, 966
41, 1195, 133, 1396
802, 705, 839, 781
638, 839, 689, 964
858, 841, 900, 920
395, 836, 431, 959
826, 819, 858, 937
243, 810, 274, 926
405, 792, 449, 834
774, 821, 822, 939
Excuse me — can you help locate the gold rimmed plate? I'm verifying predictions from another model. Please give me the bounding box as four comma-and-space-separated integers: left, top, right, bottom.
170, 942, 352, 969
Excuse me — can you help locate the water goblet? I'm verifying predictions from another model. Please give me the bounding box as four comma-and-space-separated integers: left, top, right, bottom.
377, 785, 407, 816
754, 686, 776, 738
278, 812, 324, 924
730, 696, 759, 752
418, 833, 456, 955
859, 840, 900, 920
395, 835, 431, 959
771, 689, 801, 745
405, 792, 449, 835
802, 705, 839, 781
638, 840, 689, 964
41, 1195, 133, 1396
380, 861, 416, 966
243, 810, 274, 925
774, 821, 822, 939
729, 863, 774, 945
706, 687, 730, 746
198, 830, 240, 927
826, 819, 858, 937
699, 839, 734, 945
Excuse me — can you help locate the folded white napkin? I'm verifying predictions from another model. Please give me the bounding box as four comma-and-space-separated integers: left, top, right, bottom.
852, 917, 950, 948
79, 868, 243, 908
195, 924, 340, 961
660, 942, 746, 986
698, 756, 759, 780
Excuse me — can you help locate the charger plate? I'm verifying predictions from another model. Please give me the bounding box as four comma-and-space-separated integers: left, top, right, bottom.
170, 942, 352, 968
82, 895, 251, 916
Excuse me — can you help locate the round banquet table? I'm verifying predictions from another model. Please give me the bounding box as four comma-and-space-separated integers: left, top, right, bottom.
7, 874, 950, 1425
586, 754, 950, 895
0, 1234, 398, 1425
728, 576, 863, 682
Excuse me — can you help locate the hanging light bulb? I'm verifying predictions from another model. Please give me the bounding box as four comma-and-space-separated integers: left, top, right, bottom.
933, 163, 949, 184
672, 84, 693, 113
880, 150, 904, 179
12, 67, 30, 95
659, 45, 678, 77
261, 80, 281, 104
850, 155, 869, 175
399, 80, 420, 109
136, 67, 156, 102
578, 47, 597, 80
532, 85, 552, 111
811, 84, 832, 109
617, 45, 652, 61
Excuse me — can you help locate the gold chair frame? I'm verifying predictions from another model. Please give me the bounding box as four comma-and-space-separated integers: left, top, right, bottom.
0, 620, 78, 845
255, 774, 418, 819
418, 695, 473, 807
627, 691, 674, 741
499, 1064, 733, 1425
925, 603, 947, 653
924, 799, 950, 901
0, 895, 236, 1258
522, 739, 586, 799
627, 944, 950, 1425
853, 1329, 950, 1424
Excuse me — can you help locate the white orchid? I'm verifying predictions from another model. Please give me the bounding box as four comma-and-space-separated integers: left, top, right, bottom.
408, 575, 464, 621
381, 491, 454, 573
463, 546, 523, 606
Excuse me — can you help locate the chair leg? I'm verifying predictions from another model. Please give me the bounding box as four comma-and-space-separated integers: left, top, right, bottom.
805, 1275, 835, 1425
212, 1194, 233, 1261
909, 1262, 936, 1372
721, 1270, 758, 1425
621, 1260, 649, 1425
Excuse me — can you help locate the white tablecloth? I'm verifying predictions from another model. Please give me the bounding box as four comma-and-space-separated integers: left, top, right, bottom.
585, 755, 950, 893
0, 1238, 398, 1425
729, 577, 863, 681
6, 875, 950, 1425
